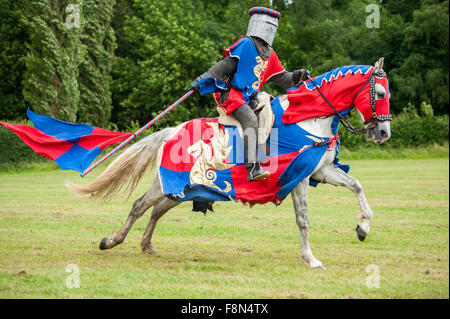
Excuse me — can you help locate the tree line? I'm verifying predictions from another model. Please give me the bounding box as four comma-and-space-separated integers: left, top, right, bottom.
0, 0, 448, 130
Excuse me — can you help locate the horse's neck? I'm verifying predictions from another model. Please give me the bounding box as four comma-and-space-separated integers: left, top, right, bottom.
278, 95, 336, 138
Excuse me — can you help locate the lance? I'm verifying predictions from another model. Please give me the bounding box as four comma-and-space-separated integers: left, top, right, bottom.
80, 90, 194, 177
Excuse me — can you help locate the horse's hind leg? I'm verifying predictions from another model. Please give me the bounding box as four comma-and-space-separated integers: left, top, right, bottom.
99, 178, 164, 250
312, 165, 373, 241
141, 198, 180, 254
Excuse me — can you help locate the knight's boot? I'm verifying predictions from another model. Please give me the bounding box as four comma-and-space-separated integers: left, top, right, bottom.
246, 162, 270, 181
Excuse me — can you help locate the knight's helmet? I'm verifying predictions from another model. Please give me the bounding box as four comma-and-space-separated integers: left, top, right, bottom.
246, 7, 282, 46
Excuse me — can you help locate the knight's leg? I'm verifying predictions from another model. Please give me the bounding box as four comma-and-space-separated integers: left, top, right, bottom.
291, 178, 324, 269
141, 198, 180, 254
99, 178, 165, 250
233, 104, 258, 163
232, 104, 269, 181
312, 165, 373, 241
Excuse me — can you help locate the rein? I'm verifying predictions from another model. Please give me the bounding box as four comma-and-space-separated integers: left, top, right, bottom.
305, 69, 391, 135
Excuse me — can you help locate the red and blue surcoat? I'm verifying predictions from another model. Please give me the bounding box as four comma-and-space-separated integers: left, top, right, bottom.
199, 36, 286, 114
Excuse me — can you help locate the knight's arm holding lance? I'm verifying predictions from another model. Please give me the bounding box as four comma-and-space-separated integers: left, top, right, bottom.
190, 7, 310, 182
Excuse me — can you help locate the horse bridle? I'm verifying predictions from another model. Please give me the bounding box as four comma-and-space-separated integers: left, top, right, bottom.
306, 69, 392, 135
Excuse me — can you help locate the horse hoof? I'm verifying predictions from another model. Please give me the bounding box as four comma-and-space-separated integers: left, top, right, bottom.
355, 225, 367, 242
99, 238, 109, 250
142, 246, 157, 255
302, 254, 325, 269
310, 262, 325, 270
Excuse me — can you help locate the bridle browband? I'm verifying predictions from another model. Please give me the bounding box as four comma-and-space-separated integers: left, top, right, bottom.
306, 68, 392, 135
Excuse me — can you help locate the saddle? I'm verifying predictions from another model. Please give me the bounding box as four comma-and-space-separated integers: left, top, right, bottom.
216, 92, 275, 145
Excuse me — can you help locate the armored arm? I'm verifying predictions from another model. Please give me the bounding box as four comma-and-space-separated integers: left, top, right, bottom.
270, 69, 311, 89
190, 56, 238, 92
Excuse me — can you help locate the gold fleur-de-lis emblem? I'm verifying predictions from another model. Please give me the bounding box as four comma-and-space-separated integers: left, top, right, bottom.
252, 56, 268, 90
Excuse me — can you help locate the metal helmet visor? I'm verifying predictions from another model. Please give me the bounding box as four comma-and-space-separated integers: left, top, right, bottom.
246, 13, 278, 46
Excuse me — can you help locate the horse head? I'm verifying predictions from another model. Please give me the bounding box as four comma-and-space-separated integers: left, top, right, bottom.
283, 60, 392, 144
352, 57, 392, 144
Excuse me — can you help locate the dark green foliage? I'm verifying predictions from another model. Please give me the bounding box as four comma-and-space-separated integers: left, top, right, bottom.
10, 0, 116, 126
0, 1, 28, 120
339, 102, 449, 150
389, 0, 449, 114
389, 103, 449, 147
77, 0, 116, 127
111, 0, 222, 129
19, 0, 84, 122
272, 0, 448, 115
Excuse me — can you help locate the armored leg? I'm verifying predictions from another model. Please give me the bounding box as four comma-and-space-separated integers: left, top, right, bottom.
232, 104, 269, 181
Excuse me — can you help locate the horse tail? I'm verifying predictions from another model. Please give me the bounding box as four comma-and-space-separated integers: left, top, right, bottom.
66, 128, 172, 203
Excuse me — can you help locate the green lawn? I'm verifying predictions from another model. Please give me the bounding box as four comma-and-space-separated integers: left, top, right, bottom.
0, 158, 448, 298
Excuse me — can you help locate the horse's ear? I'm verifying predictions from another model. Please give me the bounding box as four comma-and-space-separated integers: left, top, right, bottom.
374, 57, 384, 72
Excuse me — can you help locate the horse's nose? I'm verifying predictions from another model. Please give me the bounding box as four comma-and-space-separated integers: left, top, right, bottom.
380, 128, 391, 141
380, 129, 391, 143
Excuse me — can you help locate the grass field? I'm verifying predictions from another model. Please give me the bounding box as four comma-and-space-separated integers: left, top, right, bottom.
0, 158, 448, 298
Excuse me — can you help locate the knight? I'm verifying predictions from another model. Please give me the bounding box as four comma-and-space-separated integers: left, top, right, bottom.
190, 7, 310, 182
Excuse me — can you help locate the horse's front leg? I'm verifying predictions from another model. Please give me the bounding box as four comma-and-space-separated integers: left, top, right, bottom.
312, 165, 373, 241
292, 178, 324, 269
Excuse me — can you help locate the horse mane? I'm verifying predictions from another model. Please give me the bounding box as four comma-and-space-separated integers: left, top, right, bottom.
281, 65, 374, 124
294, 65, 373, 91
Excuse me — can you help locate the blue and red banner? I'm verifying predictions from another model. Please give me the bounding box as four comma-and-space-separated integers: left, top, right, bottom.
0, 109, 131, 172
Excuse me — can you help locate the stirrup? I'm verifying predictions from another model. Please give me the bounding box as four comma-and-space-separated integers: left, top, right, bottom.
246, 162, 270, 182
